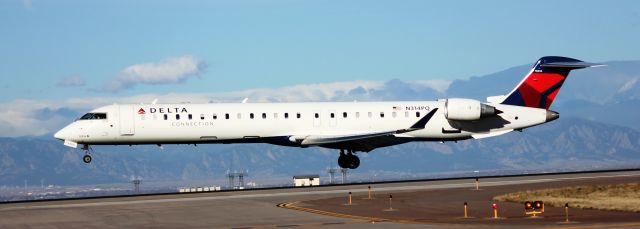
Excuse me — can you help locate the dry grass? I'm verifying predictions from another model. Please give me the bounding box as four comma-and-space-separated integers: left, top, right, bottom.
493, 183, 640, 212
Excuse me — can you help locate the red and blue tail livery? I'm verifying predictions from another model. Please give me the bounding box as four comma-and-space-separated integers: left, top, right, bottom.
500, 56, 604, 109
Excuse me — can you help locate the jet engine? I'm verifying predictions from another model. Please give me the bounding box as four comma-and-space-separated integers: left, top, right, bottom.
444, 98, 501, 121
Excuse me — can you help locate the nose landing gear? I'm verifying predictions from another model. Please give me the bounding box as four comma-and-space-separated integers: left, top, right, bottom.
83, 154, 92, 164
81, 144, 92, 164
338, 149, 360, 169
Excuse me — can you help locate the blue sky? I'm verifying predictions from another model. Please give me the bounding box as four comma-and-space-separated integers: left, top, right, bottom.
1, 0, 639, 103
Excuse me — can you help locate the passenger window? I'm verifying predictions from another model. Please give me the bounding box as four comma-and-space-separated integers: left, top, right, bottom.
262, 113, 266, 119
368, 112, 372, 118
330, 113, 335, 118
315, 113, 319, 118
392, 112, 397, 118
225, 113, 230, 119
176, 114, 180, 120
356, 112, 360, 118
200, 114, 205, 120
250, 113, 255, 119
343, 112, 347, 118
380, 112, 384, 118
213, 114, 218, 120
284, 113, 289, 119
297, 113, 301, 119
164, 114, 168, 120
416, 112, 420, 117
188, 114, 193, 120
237, 113, 242, 119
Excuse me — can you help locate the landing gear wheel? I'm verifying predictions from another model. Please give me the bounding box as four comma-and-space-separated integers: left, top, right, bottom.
83, 154, 92, 164
348, 154, 360, 169
338, 155, 348, 168
81, 144, 93, 164
337, 149, 360, 169
338, 149, 348, 168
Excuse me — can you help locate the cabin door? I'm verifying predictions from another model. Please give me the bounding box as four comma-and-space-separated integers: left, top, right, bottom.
119, 105, 135, 136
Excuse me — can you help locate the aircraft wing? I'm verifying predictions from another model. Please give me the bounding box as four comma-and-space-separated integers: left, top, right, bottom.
292, 108, 438, 151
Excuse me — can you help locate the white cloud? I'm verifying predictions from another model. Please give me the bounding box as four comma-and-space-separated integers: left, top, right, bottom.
57, 76, 86, 87
100, 55, 205, 92
412, 80, 452, 93
0, 79, 449, 137
618, 76, 639, 93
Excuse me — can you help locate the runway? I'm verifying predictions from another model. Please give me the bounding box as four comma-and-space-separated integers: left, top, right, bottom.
1, 170, 639, 229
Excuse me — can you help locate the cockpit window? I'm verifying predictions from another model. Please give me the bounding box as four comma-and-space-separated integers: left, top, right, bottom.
79, 113, 107, 120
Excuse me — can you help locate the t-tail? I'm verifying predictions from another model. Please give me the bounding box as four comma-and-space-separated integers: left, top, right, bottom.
498, 56, 604, 109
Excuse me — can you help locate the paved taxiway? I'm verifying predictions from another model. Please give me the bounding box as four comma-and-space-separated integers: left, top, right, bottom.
1, 170, 639, 229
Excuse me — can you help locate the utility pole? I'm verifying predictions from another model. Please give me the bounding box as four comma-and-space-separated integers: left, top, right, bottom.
327, 168, 337, 184
227, 170, 248, 189
341, 168, 348, 184
131, 176, 142, 193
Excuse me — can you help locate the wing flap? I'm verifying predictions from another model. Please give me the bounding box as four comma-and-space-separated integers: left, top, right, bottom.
298, 108, 438, 147
471, 129, 513, 139
300, 130, 395, 145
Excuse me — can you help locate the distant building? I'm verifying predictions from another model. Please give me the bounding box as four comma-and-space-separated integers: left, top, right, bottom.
293, 175, 320, 187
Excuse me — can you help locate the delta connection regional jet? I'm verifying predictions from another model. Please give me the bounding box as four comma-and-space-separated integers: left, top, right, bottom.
54, 56, 603, 169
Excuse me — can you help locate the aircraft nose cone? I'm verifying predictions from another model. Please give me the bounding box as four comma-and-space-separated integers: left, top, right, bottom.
545, 110, 560, 122
54, 128, 68, 140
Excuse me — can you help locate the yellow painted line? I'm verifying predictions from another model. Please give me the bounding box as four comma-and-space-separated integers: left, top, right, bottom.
277, 201, 490, 227
546, 222, 640, 229
278, 201, 386, 222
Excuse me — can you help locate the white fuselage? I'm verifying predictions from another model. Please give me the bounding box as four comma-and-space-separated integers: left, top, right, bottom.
54, 100, 550, 151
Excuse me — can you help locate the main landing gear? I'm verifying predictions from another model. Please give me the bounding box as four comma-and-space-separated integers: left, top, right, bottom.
338, 149, 360, 169
81, 144, 92, 164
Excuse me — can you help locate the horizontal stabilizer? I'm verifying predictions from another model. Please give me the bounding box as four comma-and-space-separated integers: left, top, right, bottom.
486, 95, 506, 104
540, 61, 606, 69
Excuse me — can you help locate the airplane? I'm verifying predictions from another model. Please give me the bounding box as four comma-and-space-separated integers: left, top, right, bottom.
54, 56, 603, 169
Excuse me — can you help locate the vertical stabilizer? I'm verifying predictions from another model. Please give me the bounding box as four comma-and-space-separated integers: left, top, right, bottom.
500, 56, 603, 109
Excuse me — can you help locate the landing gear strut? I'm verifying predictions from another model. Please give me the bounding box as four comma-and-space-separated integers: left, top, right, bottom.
81, 144, 92, 164
338, 149, 360, 169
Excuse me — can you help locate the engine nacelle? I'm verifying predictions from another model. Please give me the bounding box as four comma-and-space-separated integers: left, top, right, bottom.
444, 98, 500, 121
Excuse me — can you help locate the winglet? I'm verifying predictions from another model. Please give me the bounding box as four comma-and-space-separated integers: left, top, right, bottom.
409, 108, 438, 130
